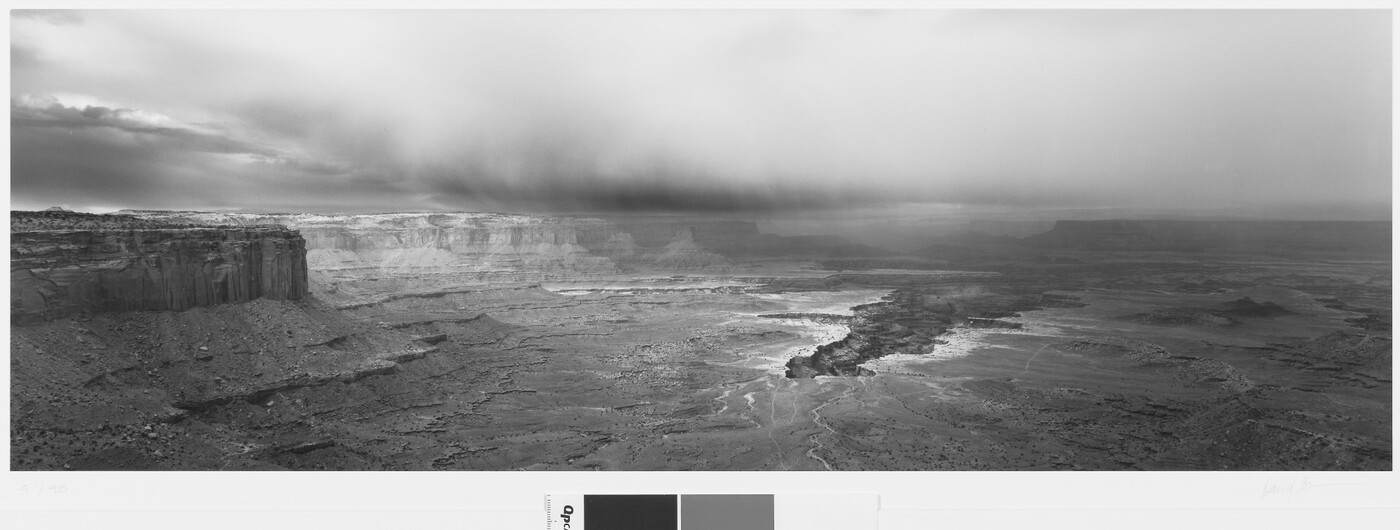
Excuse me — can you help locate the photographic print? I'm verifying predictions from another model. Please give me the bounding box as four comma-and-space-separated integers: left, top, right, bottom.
9, 9, 1391, 472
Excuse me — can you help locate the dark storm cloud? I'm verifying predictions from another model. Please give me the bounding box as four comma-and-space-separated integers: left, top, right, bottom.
12, 97, 278, 157
8, 10, 1391, 216
414, 162, 885, 213
13, 122, 245, 207
11, 120, 405, 213
10, 96, 366, 211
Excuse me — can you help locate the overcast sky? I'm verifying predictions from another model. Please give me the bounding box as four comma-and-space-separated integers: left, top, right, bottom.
9, 10, 1392, 216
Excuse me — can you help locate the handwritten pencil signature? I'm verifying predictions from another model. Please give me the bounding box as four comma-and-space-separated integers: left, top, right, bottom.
1260, 476, 1365, 501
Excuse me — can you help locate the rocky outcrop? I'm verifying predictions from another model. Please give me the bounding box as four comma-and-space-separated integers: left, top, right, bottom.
785, 290, 954, 377
1118, 297, 1295, 328
649, 227, 729, 270
1214, 297, 1294, 318
10, 211, 308, 324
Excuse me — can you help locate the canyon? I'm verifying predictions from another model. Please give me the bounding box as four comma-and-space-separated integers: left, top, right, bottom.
9, 210, 1391, 471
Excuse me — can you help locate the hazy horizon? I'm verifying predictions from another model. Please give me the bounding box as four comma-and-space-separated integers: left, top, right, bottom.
10, 10, 1392, 219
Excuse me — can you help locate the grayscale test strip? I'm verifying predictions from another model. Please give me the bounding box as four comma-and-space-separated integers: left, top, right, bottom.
546, 493, 878, 530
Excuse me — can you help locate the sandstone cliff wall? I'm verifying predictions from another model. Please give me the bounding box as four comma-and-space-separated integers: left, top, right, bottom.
11, 225, 308, 324
127, 211, 746, 274
293, 215, 621, 275
119, 211, 895, 282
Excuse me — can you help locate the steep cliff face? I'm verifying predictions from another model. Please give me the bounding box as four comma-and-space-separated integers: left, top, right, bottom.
11, 212, 308, 324
293, 214, 620, 276
118, 211, 879, 287
128, 211, 745, 276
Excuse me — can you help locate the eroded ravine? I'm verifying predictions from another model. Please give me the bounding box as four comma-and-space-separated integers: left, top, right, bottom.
11, 211, 1390, 471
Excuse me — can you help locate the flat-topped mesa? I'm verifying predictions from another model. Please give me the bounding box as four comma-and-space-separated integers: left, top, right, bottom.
10, 211, 308, 324
124, 211, 623, 276
1025, 219, 1392, 254
116, 211, 874, 284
